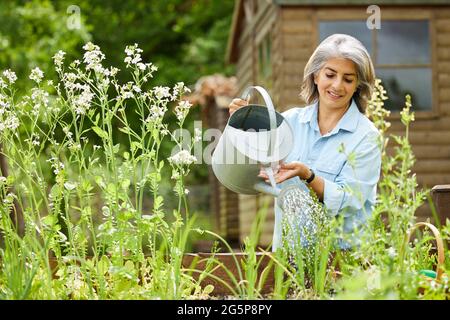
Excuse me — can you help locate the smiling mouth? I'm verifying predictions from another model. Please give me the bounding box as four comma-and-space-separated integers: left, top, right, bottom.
327, 91, 343, 99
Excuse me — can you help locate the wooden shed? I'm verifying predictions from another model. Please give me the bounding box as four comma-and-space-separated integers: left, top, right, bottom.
222, 0, 450, 247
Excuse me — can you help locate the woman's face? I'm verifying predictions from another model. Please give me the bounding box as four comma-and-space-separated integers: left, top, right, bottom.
314, 57, 358, 111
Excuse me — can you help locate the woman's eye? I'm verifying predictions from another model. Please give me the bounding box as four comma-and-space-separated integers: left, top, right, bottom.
326, 74, 334, 78
345, 79, 354, 83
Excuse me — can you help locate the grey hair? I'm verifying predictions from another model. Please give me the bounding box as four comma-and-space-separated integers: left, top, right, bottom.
300, 34, 375, 113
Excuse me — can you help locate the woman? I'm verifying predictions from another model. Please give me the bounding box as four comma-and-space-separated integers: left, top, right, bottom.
228, 34, 381, 251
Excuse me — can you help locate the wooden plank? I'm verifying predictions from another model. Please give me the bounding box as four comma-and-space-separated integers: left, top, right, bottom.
437, 61, 450, 73
412, 145, 450, 159
439, 88, 450, 102
438, 73, 450, 87
282, 61, 307, 75
437, 33, 450, 46
440, 102, 450, 115
283, 34, 314, 49
437, 47, 450, 60
387, 131, 450, 145
388, 115, 450, 131
415, 205, 432, 220
283, 73, 303, 87
436, 18, 450, 32
281, 20, 313, 34
413, 160, 450, 174
281, 8, 314, 21
435, 10, 450, 19
284, 47, 313, 61
417, 174, 450, 187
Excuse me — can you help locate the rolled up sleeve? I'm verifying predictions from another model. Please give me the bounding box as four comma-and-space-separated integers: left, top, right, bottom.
323, 131, 381, 218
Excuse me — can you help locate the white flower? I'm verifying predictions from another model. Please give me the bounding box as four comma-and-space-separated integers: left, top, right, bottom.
147, 103, 166, 122
153, 86, 171, 100
53, 50, 66, 69
171, 170, 180, 180
168, 150, 197, 166
124, 43, 145, 69
174, 100, 192, 122
64, 182, 77, 191
73, 88, 94, 115
82, 42, 105, 72
387, 247, 397, 259
2, 69, 17, 84
0, 176, 6, 183
172, 82, 191, 98
184, 188, 190, 195
6, 115, 19, 130
29, 67, 44, 83
109, 67, 119, 77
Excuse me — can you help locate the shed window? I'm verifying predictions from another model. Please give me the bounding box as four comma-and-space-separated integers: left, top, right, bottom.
319, 20, 432, 112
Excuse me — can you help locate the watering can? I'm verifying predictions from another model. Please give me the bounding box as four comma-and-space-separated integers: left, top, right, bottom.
211, 86, 298, 198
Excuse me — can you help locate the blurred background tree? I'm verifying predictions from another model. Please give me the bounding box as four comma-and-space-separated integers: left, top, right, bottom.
0, 0, 235, 233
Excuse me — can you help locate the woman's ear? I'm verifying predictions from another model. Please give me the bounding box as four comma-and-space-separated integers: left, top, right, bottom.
313, 72, 318, 85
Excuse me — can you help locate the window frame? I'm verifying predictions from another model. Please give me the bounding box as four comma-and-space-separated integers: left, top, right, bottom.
315, 8, 439, 120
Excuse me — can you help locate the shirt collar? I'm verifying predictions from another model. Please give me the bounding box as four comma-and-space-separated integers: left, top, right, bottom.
300, 99, 360, 134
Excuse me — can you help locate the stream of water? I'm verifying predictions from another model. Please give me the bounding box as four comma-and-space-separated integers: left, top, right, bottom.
263, 166, 326, 261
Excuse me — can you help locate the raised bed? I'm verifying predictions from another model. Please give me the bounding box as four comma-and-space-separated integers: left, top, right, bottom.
182, 252, 274, 296
431, 185, 450, 227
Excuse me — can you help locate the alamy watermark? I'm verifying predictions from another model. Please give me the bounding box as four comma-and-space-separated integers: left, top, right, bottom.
169, 121, 284, 166
366, 5, 381, 30
67, 5, 81, 30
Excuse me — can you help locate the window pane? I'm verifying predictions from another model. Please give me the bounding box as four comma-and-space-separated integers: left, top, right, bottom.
319, 21, 372, 55
377, 21, 430, 65
376, 68, 432, 111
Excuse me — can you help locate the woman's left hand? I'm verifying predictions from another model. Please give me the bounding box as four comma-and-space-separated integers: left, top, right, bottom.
258, 161, 309, 184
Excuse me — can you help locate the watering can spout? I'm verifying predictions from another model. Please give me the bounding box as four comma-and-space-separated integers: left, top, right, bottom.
253, 181, 281, 197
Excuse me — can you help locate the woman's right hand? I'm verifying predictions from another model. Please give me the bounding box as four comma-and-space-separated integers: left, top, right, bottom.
228, 98, 249, 115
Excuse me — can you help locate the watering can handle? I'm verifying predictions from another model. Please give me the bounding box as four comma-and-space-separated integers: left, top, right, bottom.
241, 86, 277, 158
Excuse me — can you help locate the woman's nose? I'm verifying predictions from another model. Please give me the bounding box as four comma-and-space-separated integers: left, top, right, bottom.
332, 78, 344, 91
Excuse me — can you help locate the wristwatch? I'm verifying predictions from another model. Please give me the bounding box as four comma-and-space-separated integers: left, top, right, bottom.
305, 168, 315, 183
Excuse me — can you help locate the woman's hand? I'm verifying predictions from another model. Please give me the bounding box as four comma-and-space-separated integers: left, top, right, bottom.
228, 98, 249, 115
258, 162, 310, 184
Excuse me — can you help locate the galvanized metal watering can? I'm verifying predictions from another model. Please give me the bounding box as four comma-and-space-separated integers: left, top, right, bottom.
211, 86, 296, 198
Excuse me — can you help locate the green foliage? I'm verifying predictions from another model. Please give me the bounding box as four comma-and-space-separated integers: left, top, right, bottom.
0, 0, 90, 92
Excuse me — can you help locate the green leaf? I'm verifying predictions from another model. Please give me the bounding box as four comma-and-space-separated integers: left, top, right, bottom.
94, 112, 100, 126
98, 256, 111, 275
203, 284, 214, 295
107, 183, 116, 194
92, 126, 108, 140
113, 143, 120, 154
118, 127, 129, 134
121, 179, 130, 190
154, 195, 164, 210
41, 214, 56, 226
131, 141, 142, 152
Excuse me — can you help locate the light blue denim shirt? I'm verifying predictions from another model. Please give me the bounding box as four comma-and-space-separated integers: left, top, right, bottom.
272, 99, 382, 251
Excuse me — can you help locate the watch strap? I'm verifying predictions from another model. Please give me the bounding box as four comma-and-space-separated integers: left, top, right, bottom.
305, 169, 315, 183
